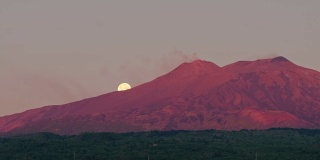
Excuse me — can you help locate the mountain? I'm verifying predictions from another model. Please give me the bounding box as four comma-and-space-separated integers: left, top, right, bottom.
1, 56, 320, 135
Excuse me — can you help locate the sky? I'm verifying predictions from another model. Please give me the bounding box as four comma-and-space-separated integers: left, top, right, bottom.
0, 0, 320, 116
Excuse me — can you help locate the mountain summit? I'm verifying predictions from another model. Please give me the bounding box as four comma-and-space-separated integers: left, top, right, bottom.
1, 57, 320, 135
270, 56, 291, 63
161, 60, 220, 79
223, 56, 297, 73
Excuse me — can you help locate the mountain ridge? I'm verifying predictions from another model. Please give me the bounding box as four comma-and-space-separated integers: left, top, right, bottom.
1, 56, 320, 135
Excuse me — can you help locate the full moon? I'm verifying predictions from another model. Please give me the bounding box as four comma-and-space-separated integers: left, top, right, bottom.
117, 83, 131, 91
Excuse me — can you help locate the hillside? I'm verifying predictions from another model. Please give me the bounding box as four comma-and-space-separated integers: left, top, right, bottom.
0, 56, 319, 135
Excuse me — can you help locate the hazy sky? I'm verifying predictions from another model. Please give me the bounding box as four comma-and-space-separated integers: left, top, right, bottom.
1, 0, 320, 116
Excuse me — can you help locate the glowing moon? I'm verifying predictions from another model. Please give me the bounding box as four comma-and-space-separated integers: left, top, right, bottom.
117, 83, 131, 91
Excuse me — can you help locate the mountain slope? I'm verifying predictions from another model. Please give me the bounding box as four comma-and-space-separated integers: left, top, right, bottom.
1, 56, 319, 135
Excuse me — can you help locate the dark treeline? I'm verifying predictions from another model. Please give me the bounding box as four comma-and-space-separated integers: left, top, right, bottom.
0, 129, 320, 160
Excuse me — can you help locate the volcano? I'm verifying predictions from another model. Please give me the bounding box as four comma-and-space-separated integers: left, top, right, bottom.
1, 56, 320, 135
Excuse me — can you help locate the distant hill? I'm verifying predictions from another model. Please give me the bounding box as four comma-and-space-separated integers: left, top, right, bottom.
0, 56, 320, 135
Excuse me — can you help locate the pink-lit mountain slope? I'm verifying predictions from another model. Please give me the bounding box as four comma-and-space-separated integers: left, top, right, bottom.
0, 56, 319, 135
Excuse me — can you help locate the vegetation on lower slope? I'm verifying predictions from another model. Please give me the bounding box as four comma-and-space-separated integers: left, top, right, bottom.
0, 129, 319, 160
